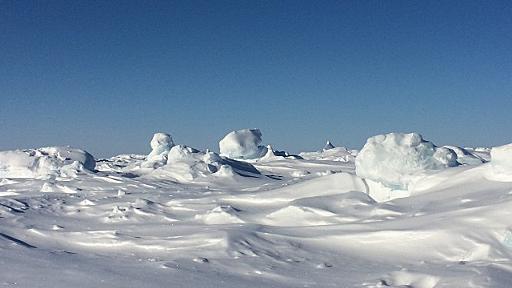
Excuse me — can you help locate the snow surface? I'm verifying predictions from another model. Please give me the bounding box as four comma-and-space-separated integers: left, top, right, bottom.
1, 134, 512, 287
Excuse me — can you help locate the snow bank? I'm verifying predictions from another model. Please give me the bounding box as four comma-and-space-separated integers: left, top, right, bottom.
219, 129, 267, 159
0, 147, 95, 178
489, 143, 512, 181
355, 133, 458, 190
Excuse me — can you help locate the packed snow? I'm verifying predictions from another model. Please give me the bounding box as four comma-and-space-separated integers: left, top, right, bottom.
1, 131, 511, 287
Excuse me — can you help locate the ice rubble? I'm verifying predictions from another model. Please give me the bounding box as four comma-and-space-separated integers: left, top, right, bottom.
443, 145, 485, 165
0, 146, 95, 178
219, 129, 267, 159
151, 145, 260, 181
299, 144, 356, 162
355, 133, 458, 190
136, 133, 260, 181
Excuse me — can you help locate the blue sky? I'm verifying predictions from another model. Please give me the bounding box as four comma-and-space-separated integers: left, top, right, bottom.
1, 1, 511, 157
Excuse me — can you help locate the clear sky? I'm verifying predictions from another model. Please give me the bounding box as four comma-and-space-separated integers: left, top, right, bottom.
1, 0, 511, 157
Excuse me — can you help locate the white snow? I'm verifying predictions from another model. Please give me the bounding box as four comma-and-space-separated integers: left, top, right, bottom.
488, 143, 512, 182
1, 132, 512, 287
219, 128, 267, 159
355, 132, 458, 190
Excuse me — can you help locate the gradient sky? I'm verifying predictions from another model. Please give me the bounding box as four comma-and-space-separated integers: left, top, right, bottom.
1, 0, 511, 157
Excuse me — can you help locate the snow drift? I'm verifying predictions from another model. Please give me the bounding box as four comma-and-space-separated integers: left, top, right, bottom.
219, 129, 267, 159
0, 146, 95, 178
355, 133, 458, 190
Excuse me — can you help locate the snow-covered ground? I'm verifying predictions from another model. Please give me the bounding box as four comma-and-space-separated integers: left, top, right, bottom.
1, 132, 512, 287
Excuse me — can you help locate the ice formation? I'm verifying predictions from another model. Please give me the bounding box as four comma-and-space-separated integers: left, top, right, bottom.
0, 146, 95, 178
355, 133, 458, 190
443, 145, 485, 165
323, 141, 335, 150
489, 143, 512, 181
219, 129, 267, 159
147, 144, 260, 181
143, 133, 174, 168
299, 146, 356, 162
258, 145, 286, 162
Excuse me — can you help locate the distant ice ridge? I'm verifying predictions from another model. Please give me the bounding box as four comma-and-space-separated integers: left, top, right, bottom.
299, 141, 357, 162
355, 133, 458, 191
219, 129, 268, 159
0, 146, 95, 178
323, 141, 335, 150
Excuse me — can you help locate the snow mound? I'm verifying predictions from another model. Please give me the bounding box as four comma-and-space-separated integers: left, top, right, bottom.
355, 133, 458, 190
258, 145, 287, 162
195, 205, 244, 224
219, 129, 267, 159
0, 147, 95, 179
144, 133, 174, 168
489, 143, 512, 181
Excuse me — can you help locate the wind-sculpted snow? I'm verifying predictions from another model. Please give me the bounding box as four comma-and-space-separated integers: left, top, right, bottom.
0, 146, 95, 178
355, 133, 458, 190
219, 128, 268, 159
1, 137, 512, 287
